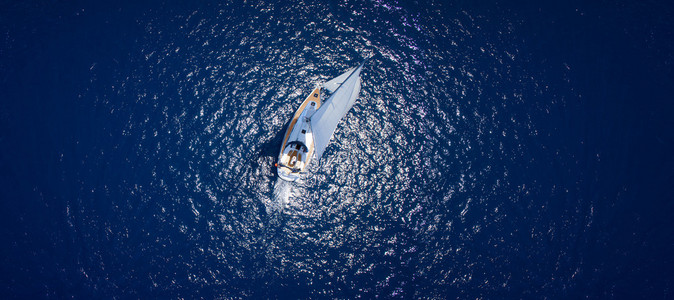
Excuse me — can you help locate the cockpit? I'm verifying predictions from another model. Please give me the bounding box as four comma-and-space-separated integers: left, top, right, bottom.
279, 141, 308, 172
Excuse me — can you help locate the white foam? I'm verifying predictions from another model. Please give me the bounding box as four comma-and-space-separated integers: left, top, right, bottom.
270, 178, 292, 213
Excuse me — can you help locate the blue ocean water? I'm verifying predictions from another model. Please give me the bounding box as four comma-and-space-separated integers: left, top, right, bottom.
1, 0, 673, 298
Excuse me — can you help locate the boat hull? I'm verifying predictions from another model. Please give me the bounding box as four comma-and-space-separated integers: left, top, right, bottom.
277, 87, 321, 181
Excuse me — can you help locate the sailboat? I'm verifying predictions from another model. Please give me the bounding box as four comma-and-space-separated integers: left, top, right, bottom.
276, 62, 365, 182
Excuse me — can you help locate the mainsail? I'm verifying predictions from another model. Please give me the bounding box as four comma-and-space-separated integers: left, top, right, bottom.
310, 62, 364, 160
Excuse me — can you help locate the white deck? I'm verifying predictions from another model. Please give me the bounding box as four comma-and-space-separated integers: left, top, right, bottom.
277, 87, 321, 181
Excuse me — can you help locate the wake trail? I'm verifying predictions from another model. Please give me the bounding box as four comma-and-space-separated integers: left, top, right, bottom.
271, 178, 292, 213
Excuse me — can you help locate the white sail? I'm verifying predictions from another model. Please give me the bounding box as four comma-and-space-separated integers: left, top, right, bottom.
310, 63, 364, 160
322, 67, 355, 93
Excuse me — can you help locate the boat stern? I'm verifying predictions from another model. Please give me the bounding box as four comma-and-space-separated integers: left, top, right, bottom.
277, 166, 300, 182
276, 141, 309, 182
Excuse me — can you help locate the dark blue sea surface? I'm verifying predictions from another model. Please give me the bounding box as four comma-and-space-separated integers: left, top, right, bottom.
1, 0, 673, 298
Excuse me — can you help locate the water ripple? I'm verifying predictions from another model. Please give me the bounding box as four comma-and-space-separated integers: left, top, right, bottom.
71, 1, 573, 297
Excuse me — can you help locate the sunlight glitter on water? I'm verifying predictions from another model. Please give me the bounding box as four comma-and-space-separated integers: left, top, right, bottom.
65, 1, 573, 297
